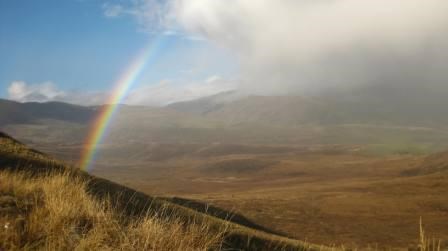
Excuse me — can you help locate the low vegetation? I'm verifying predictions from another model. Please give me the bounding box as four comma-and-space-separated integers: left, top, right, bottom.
0, 131, 320, 250
0, 170, 225, 250
1, 131, 446, 250
417, 217, 443, 251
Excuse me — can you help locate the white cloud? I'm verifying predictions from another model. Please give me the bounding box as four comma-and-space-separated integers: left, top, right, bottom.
7, 81, 108, 105
102, 3, 124, 17
174, 0, 446, 54
85, 0, 448, 110
107, 0, 448, 95
205, 75, 221, 84
163, 30, 178, 36
5, 77, 236, 106
8, 81, 65, 102
172, 0, 448, 94
102, 0, 176, 33
125, 76, 236, 106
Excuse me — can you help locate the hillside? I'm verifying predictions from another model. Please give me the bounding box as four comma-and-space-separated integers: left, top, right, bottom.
166, 90, 241, 115
0, 99, 95, 126
201, 95, 331, 126
169, 93, 343, 126
0, 132, 318, 250
4, 88, 448, 150
408, 151, 448, 175
168, 84, 448, 127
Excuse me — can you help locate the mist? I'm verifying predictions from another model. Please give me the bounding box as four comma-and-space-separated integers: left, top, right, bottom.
172, 0, 448, 95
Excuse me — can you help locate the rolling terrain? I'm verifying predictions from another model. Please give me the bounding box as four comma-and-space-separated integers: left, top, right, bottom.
0, 131, 317, 250
1, 131, 447, 249
4, 82, 448, 149
2, 86, 448, 249
0, 99, 94, 125
88, 144, 448, 249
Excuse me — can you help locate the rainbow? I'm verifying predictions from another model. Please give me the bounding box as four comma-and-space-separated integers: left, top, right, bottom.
79, 37, 165, 172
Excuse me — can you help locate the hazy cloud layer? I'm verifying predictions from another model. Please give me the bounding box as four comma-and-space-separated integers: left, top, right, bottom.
172, 0, 448, 94
103, 0, 448, 96
125, 75, 236, 106
7, 77, 234, 106
103, 0, 176, 33
8, 81, 66, 103
7, 81, 108, 105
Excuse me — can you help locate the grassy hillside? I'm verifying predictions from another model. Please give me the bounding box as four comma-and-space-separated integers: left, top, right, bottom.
420, 151, 448, 174
0, 170, 224, 250
404, 150, 448, 175
0, 132, 318, 250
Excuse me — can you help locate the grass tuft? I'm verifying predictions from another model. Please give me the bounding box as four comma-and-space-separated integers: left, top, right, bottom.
0, 170, 226, 250
417, 217, 442, 251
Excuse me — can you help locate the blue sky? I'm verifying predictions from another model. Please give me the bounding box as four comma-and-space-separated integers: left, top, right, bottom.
0, 0, 237, 105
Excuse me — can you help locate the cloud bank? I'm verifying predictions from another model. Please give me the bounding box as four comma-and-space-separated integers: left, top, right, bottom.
7, 76, 234, 106
8, 81, 66, 103
172, 0, 448, 94
125, 75, 236, 106
7, 81, 107, 105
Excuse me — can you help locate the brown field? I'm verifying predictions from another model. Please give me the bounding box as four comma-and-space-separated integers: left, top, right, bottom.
0, 133, 323, 251
32, 142, 448, 249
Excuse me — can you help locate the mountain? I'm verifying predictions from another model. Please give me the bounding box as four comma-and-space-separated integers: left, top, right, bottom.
4, 82, 448, 130
4, 82, 448, 149
166, 90, 243, 115
0, 98, 95, 125
167, 92, 334, 126
202, 95, 332, 126
320, 83, 448, 126
0, 131, 317, 250
167, 84, 448, 127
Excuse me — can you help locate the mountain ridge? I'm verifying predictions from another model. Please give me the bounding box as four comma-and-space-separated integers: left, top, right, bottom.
0, 98, 95, 125
5, 82, 448, 128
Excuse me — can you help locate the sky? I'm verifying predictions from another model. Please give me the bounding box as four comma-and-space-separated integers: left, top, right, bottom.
2, 0, 448, 105
0, 0, 238, 105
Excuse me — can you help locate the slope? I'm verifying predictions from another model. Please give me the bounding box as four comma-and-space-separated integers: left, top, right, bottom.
403, 150, 448, 175
0, 131, 319, 251
167, 84, 448, 127
419, 151, 448, 174
0, 99, 95, 126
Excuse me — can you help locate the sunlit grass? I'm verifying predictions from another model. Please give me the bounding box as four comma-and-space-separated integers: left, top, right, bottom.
0, 170, 226, 250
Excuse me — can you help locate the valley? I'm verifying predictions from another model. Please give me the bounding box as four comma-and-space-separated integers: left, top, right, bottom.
91, 146, 448, 248
8, 138, 448, 249
2, 94, 448, 249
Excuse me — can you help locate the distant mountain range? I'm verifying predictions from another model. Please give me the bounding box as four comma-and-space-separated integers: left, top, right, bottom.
3, 83, 448, 127
167, 83, 448, 127
0, 99, 95, 125
2, 83, 448, 147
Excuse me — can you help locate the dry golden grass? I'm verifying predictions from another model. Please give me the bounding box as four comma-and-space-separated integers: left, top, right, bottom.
0, 170, 226, 251
1, 170, 446, 251
0, 132, 326, 251
417, 217, 442, 251
0, 135, 44, 160
2, 131, 445, 250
